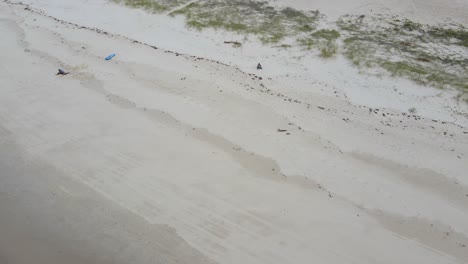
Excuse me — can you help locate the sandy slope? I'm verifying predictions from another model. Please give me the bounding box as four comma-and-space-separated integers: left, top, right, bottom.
1, 1, 468, 264
14, 0, 468, 125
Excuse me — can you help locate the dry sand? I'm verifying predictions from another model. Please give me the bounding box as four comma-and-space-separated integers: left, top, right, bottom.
1, 0, 468, 263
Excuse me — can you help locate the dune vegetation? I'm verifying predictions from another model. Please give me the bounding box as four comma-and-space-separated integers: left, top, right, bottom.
113, 0, 467, 97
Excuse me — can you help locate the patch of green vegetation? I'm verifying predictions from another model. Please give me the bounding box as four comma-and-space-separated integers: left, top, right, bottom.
311, 29, 340, 41
297, 37, 314, 50
112, 0, 190, 13
298, 29, 340, 57
402, 19, 422, 32
319, 42, 338, 58
338, 15, 468, 96
343, 37, 373, 65
428, 27, 468, 47
170, 0, 320, 44
115, 0, 337, 58
336, 16, 361, 32
380, 61, 427, 77
297, 24, 314, 32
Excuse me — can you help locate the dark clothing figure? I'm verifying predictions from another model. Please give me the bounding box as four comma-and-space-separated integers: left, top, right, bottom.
257, 63, 262, 70
56, 69, 69, 75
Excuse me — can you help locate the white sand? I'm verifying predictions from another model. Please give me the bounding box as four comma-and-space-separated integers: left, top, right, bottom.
1, 0, 467, 263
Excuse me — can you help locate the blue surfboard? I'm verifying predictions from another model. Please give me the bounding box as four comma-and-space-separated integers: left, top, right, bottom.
105, 54, 116, 60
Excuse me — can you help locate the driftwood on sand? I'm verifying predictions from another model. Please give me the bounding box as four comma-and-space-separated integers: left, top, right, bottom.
224, 41, 241, 45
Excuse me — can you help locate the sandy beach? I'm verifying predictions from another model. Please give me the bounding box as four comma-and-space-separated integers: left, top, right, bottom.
1, 0, 467, 263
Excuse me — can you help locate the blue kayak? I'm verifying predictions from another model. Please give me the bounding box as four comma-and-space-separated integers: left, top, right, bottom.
105, 54, 116, 60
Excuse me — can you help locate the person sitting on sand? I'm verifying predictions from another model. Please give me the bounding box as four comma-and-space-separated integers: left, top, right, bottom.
56, 69, 69, 75
257, 63, 262, 70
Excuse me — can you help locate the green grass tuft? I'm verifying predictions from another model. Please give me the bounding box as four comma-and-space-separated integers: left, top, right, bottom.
319, 42, 338, 58
298, 29, 340, 57
311, 29, 340, 41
